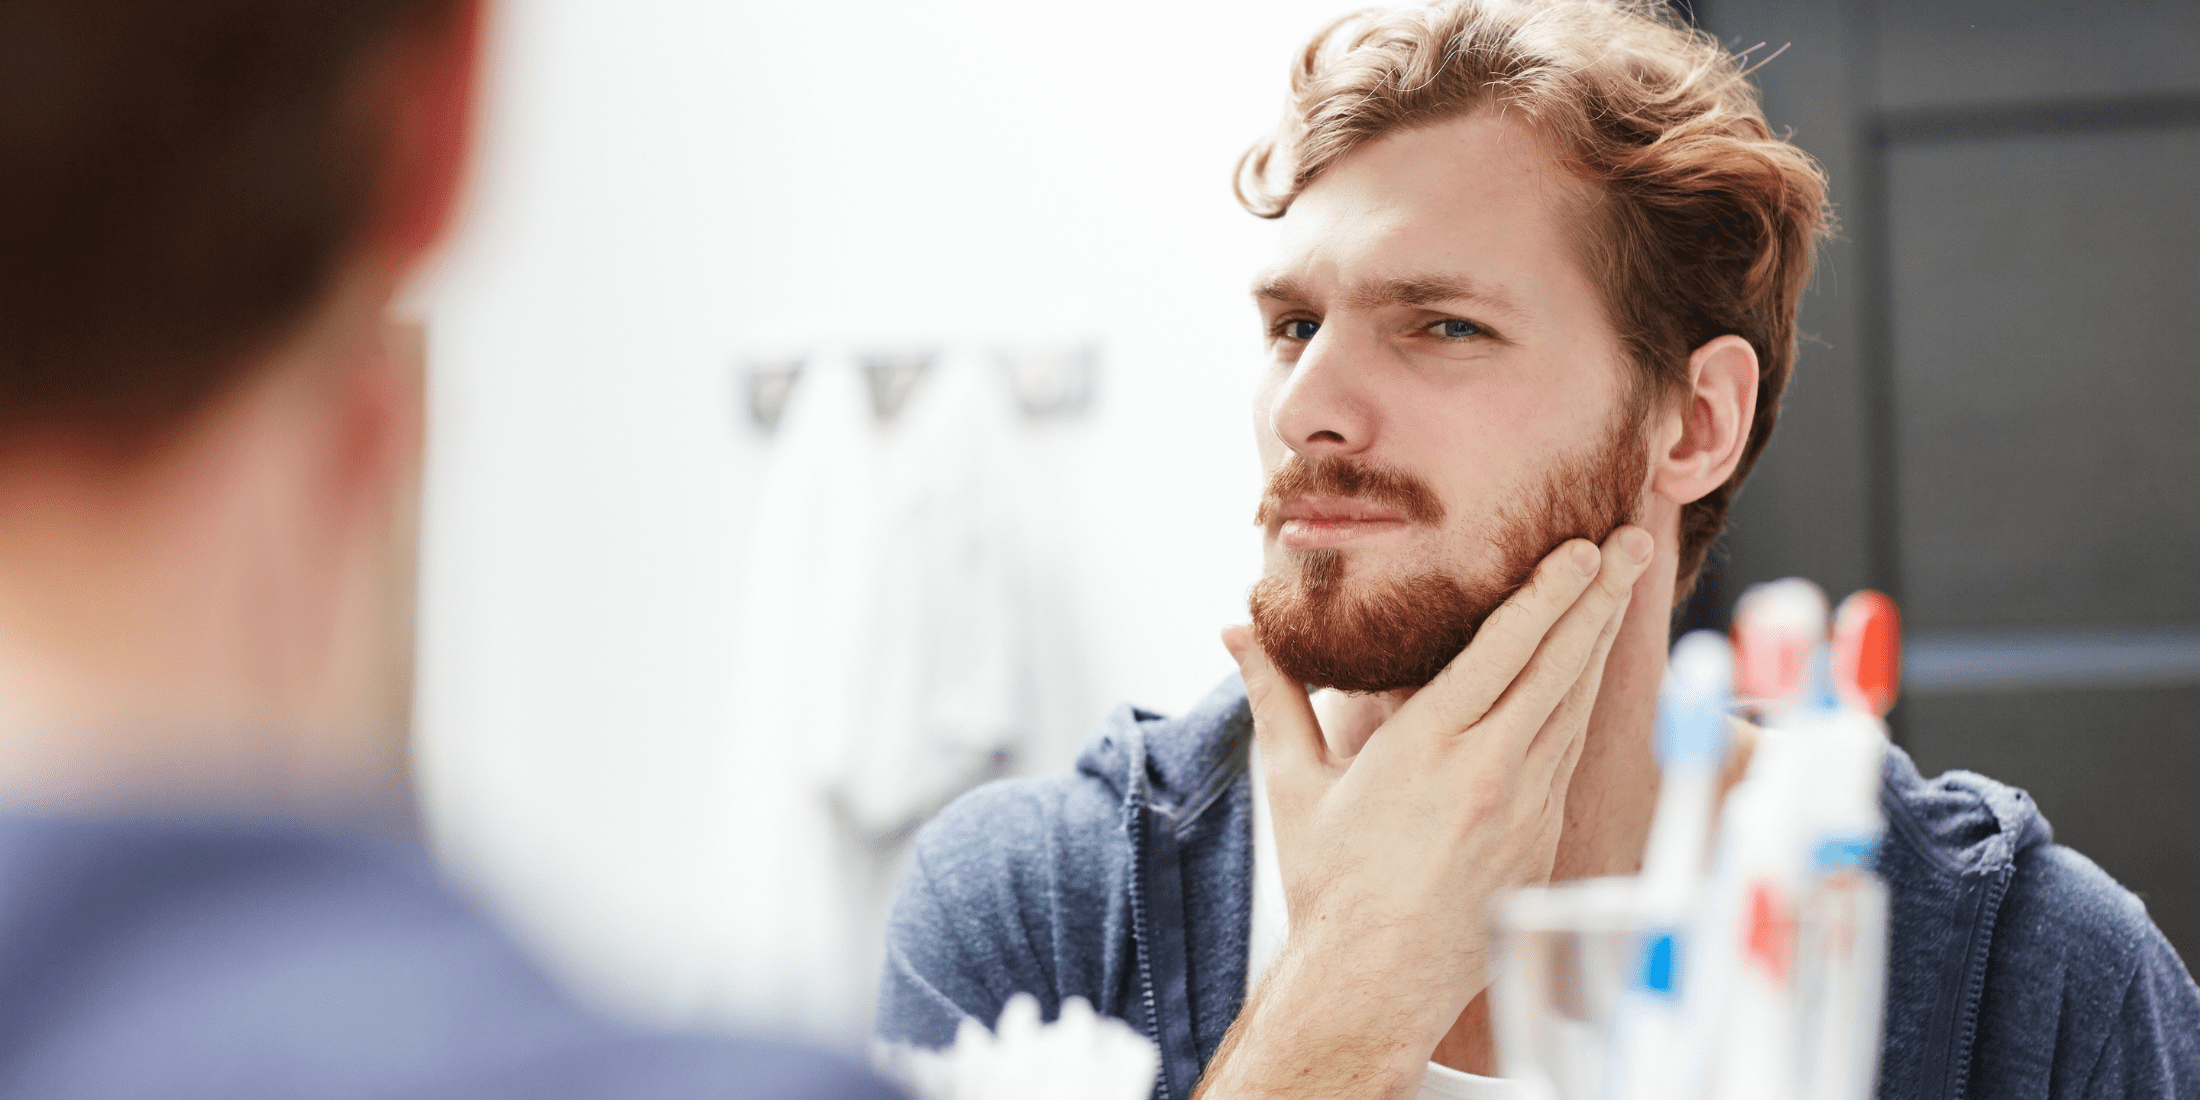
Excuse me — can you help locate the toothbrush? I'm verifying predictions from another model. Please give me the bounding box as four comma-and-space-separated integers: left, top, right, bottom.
1606, 630, 1734, 1100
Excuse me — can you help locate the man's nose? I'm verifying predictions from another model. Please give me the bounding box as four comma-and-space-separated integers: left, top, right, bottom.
1269, 329, 1377, 459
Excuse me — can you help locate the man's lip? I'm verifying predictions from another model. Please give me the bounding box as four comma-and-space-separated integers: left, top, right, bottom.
1272, 495, 1413, 550
1276, 494, 1410, 524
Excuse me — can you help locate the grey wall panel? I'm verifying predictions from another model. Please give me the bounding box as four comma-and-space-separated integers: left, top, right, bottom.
1887, 125, 2200, 631
1903, 684, 2200, 964
1875, 0, 2200, 111
1704, 0, 1875, 606
1702, 0, 2198, 977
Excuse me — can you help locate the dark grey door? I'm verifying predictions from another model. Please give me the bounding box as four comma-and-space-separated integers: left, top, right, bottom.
1695, 0, 2200, 962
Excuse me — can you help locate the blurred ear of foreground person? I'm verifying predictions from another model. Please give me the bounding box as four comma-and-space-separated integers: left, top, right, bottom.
0, 2, 896, 1097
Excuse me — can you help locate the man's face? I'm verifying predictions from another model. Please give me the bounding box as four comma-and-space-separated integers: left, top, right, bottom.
1248, 111, 1649, 694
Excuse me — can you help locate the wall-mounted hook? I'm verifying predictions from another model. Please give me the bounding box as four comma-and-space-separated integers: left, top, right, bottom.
861, 351, 935, 424
743, 357, 806, 433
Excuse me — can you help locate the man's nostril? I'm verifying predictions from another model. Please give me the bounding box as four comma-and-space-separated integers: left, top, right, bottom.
1308, 430, 1347, 443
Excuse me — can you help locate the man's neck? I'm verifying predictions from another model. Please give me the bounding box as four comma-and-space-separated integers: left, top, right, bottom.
0, 312, 413, 815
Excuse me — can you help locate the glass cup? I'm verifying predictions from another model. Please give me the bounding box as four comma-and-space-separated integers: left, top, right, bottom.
1488, 876, 1639, 1100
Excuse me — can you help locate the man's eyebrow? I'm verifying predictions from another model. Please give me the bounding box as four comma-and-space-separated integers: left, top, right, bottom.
1251, 271, 1531, 323
1251, 273, 1308, 304
1343, 274, 1530, 322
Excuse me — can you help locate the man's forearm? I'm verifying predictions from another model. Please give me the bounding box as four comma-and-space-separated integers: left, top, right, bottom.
1192, 943, 1451, 1100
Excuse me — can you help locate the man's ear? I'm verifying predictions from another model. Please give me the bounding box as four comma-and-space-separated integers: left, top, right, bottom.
311, 319, 426, 744
324, 319, 427, 530
1651, 334, 1758, 507
377, 0, 484, 273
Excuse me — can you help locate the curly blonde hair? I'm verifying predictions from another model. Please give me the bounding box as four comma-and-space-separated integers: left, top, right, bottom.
1238, 0, 1832, 594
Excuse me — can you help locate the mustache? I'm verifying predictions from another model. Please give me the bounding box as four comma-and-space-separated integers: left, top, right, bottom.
1254, 455, 1447, 528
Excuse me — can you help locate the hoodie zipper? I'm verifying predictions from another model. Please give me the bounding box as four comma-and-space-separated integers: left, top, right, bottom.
1126, 761, 1179, 1100
1944, 862, 2015, 1100
1123, 722, 1211, 1100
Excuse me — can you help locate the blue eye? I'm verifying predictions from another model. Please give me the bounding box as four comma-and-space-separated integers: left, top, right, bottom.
1284, 319, 1320, 340
1434, 319, 1482, 339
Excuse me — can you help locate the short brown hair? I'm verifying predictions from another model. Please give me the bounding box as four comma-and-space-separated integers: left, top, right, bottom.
0, 0, 462, 449
1237, 0, 1831, 593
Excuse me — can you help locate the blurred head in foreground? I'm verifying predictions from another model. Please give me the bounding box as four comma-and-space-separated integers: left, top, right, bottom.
1240, 0, 1829, 693
0, 0, 476, 804
0, 10, 907, 1099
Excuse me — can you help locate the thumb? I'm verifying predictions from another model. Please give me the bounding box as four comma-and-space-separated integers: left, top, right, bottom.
1223, 624, 1327, 779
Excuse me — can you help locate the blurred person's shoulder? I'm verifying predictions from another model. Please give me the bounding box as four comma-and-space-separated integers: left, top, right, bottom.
1875, 746, 2200, 1094
0, 812, 895, 1100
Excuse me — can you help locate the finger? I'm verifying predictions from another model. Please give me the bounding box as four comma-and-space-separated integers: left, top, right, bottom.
1223, 625, 1327, 782
1524, 580, 1628, 799
1481, 526, 1654, 749
1533, 629, 1610, 840
1528, 558, 1632, 768
1392, 538, 1605, 736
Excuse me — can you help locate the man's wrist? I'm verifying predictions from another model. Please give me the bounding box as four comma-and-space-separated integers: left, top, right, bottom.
1193, 941, 1448, 1100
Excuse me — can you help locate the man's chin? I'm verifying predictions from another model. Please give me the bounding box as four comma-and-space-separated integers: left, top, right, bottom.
1246, 564, 1502, 695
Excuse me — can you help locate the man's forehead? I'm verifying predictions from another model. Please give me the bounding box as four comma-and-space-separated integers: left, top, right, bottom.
1253, 129, 1608, 336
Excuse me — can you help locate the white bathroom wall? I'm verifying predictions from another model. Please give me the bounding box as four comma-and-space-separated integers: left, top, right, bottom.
416, 0, 1344, 1041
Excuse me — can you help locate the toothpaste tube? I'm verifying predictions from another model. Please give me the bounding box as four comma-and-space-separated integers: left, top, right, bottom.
1701, 579, 1830, 1100
1701, 733, 1806, 1100
1793, 591, 1897, 1100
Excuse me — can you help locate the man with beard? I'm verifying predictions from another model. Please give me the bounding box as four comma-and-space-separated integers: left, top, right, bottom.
876, 1, 2200, 1098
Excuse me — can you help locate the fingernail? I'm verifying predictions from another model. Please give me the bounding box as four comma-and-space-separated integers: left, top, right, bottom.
1220, 624, 1252, 659
1570, 542, 1600, 576
1620, 528, 1653, 563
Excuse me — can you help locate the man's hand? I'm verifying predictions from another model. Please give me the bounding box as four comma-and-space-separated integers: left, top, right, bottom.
1193, 526, 1653, 1100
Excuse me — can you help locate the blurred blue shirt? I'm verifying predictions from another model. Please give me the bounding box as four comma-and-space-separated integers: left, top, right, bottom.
0, 811, 901, 1100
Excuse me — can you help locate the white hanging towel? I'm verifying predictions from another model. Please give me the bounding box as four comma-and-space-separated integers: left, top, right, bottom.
712, 353, 884, 1039
830, 349, 1033, 842
706, 349, 1037, 1045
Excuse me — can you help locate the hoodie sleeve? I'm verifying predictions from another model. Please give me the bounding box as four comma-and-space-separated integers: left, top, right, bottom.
1971, 840, 2200, 1100
876, 839, 997, 1050
874, 784, 1031, 1050
2078, 927, 2200, 1100
874, 770, 1132, 1050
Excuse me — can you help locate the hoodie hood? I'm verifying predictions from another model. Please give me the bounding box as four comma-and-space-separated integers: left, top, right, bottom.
1075, 676, 1252, 826
1879, 739, 2055, 879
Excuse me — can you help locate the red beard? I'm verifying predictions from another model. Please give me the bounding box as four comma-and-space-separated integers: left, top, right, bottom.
1248, 408, 1648, 694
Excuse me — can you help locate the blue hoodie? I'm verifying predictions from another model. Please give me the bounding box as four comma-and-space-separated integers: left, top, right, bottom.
879, 677, 2200, 1100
